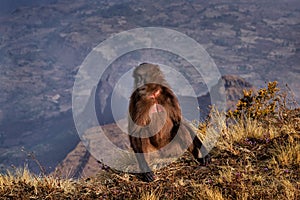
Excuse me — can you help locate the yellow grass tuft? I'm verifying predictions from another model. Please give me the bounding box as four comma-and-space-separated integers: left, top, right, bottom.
0, 167, 77, 198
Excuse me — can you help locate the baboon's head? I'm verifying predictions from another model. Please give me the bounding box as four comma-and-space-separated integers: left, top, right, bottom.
133, 63, 168, 89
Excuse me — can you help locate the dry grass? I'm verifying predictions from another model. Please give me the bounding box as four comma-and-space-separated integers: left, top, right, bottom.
0, 83, 299, 199
0, 167, 78, 199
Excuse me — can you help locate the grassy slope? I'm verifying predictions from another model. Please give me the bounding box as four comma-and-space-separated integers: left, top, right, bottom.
0, 85, 299, 200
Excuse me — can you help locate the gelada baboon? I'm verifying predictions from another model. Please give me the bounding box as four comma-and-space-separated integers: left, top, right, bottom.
128, 63, 210, 182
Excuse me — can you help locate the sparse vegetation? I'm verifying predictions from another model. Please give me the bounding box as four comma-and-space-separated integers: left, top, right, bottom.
1, 82, 299, 199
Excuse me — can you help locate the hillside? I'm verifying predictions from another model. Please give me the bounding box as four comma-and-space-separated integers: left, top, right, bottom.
0, 83, 299, 199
